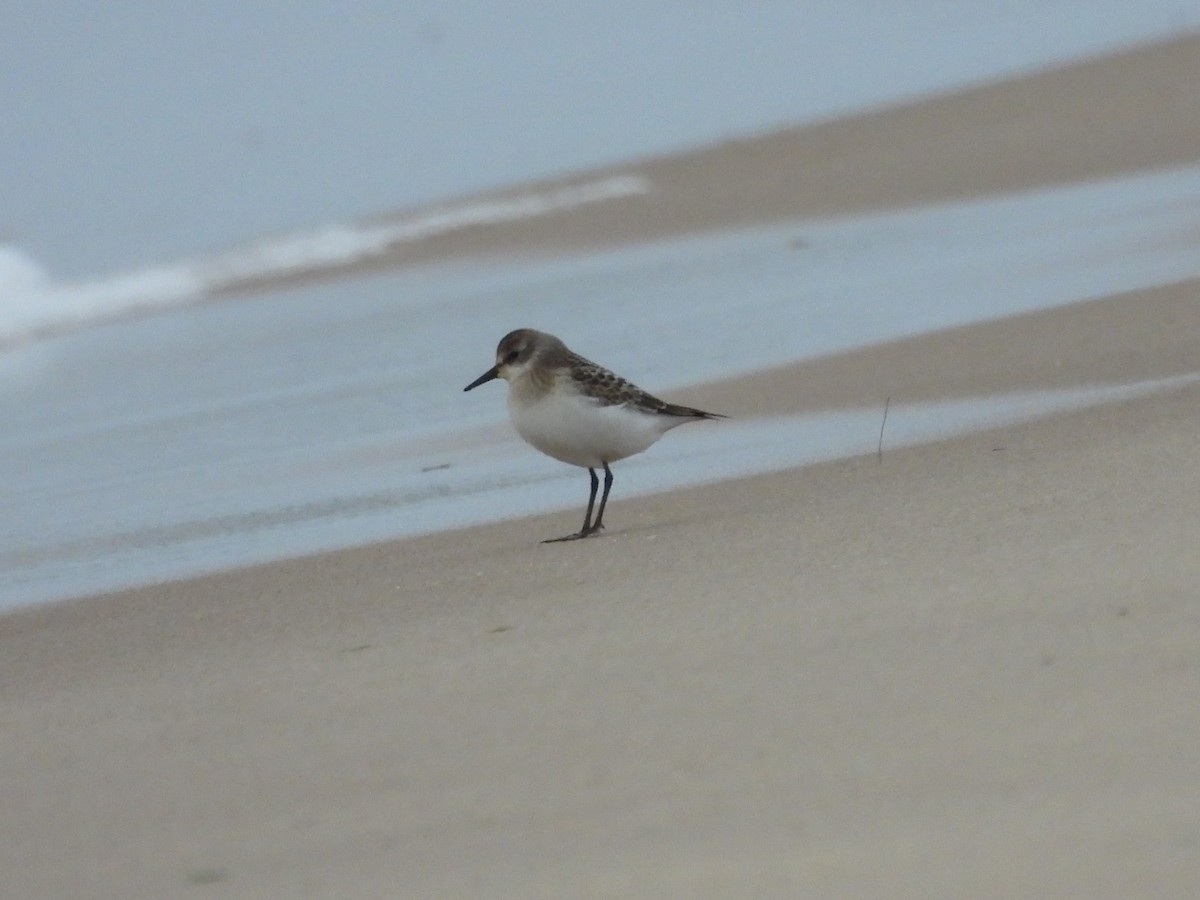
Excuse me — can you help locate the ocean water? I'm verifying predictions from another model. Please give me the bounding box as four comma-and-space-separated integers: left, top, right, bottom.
3, 2, 1195, 279
3, 7, 1199, 607
4, 164, 1200, 609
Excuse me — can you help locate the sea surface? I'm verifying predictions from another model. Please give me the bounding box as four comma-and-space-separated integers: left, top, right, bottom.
2, 5, 1198, 609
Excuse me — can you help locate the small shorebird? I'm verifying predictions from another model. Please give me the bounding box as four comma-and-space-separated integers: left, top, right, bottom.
464, 328, 725, 542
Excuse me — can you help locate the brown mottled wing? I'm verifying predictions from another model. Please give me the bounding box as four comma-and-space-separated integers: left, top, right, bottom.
569, 354, 725, 420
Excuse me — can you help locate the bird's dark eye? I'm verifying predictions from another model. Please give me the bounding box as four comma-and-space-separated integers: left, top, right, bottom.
504, 350, 519, 363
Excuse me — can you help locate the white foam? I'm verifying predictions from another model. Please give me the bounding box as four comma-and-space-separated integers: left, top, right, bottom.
0, 266, 204, 346
0, 176, 650, 348
0, 244, 50, 296
197, 175, 651, 285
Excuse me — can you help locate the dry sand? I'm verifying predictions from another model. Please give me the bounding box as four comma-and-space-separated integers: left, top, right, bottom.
4, 37, 1200, 899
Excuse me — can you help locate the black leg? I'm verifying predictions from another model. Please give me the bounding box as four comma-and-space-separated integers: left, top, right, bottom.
590, 463, 614, 534
543, 465, 610, 543
580, 467, 600, 533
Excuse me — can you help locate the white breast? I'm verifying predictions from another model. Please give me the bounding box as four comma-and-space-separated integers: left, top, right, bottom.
507, 385, 678, 468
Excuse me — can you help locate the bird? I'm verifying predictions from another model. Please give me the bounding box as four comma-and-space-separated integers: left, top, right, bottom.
464, 328, 724, 542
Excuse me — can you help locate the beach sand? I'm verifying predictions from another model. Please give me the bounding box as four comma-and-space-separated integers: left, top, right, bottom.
4, 37, 1200, 898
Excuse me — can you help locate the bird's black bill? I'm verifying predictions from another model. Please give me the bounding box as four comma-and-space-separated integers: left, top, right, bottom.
463, 366, 499, 391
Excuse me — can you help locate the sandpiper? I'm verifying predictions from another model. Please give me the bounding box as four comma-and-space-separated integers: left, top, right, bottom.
464, 328, 724, 542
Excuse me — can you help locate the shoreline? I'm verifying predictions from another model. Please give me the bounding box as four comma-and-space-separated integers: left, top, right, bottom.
5, 34, 1200, 898
5, 271, 1197, 616
4, 376, 1198, 896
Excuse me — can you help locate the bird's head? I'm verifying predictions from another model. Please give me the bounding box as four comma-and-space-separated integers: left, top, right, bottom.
463, 328, 553, 391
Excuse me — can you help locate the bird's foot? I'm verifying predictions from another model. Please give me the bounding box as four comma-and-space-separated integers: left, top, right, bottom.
542, 524, 605, 544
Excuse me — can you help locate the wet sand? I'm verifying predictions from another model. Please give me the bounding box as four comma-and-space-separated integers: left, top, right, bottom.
4, 37, 1200, 898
